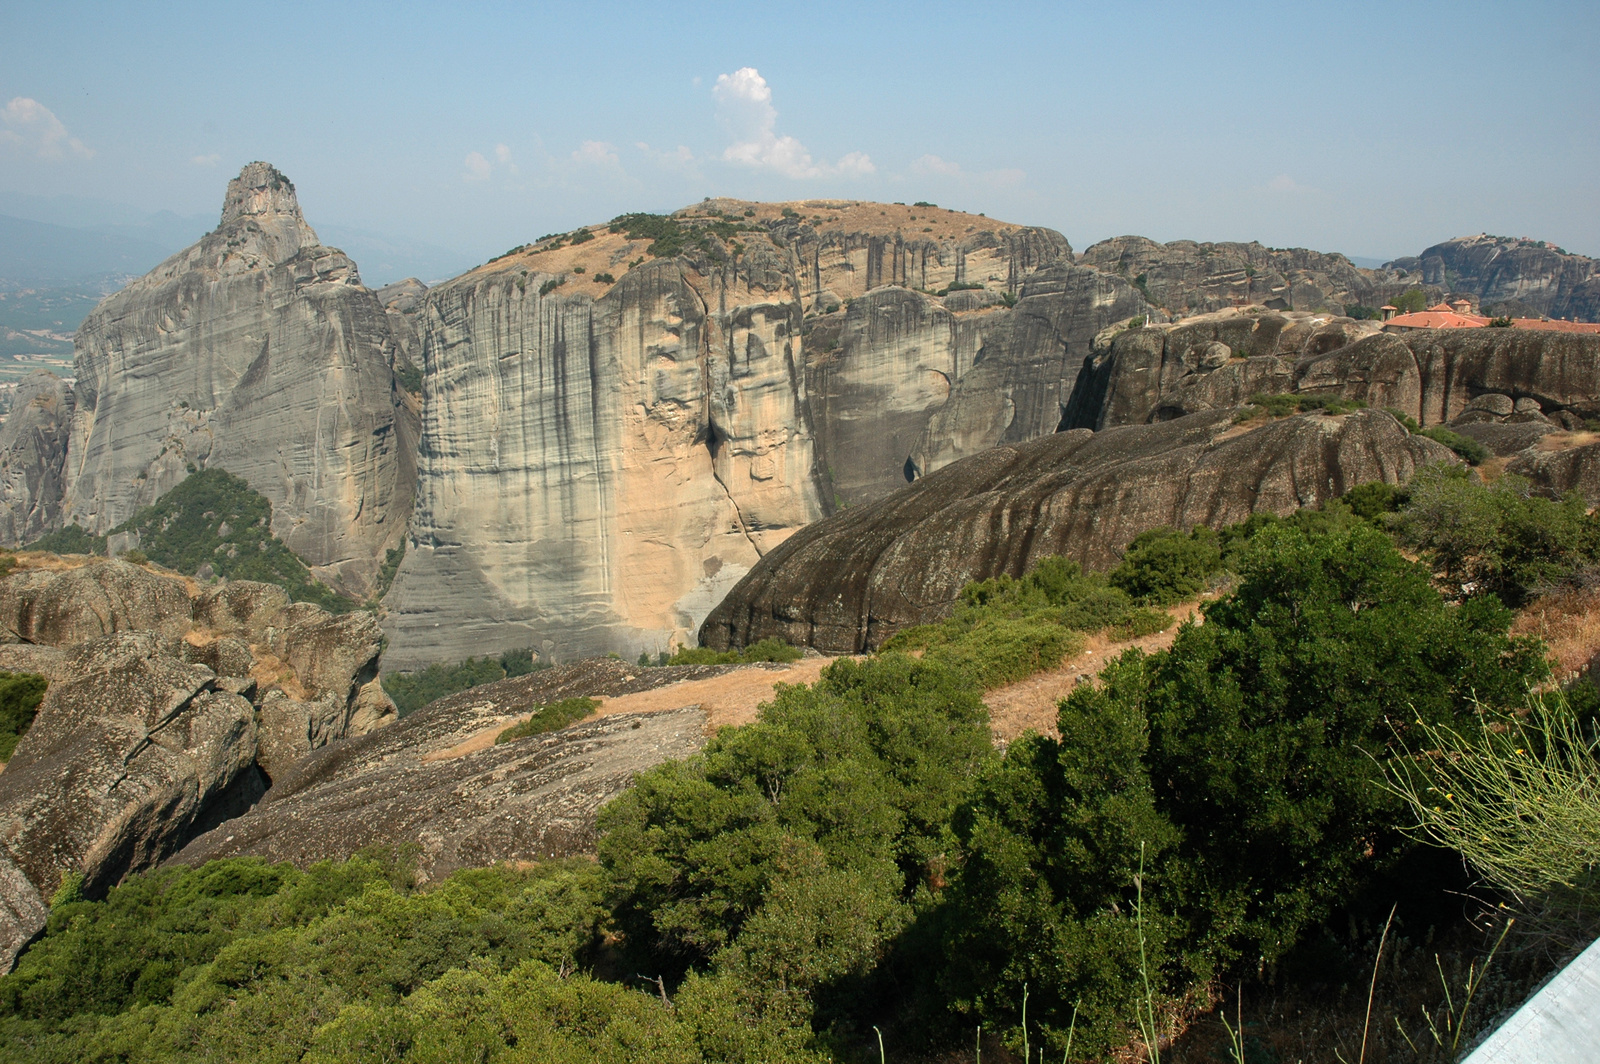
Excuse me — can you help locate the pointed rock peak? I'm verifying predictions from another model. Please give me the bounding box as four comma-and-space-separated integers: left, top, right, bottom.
222, 162, 302, 226
216, 161, 320, 263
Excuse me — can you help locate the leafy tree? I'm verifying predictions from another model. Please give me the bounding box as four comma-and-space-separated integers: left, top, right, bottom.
941, 522, 1546, 1054
1392, 466, 1600, 604
1392, 289, 1429, 313
23, 523, 105, 555
108, 468, 356, 612
381, 646, 547, 717
600, 654, 991, 970
0, 671, 47, 762
939, 651, 1179, 1057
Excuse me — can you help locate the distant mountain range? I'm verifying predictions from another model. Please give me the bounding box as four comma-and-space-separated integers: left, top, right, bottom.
0, 192, 474, 290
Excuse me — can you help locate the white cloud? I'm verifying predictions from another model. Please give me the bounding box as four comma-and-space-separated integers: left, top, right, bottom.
910, 153, 1024, 191
637, 142, 701, 178
191, 153, 221, 167
912, 154, 963, 177
712, 67, 873, 179
571, 140, 620, 167
463, 150, 492, 182
1, 97, 93, 160
494, 143, 512, 165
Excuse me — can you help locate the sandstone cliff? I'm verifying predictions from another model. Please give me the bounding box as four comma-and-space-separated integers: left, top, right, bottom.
57, 163, 417, 596
0, 371, 72, 546
0, 555, 395, 971
383, 200, 1148, 667
1067, 310, 1600, 432
1078, 236, 1431, 316
701, 408, 1455, 653
1398, 234, 1600, 321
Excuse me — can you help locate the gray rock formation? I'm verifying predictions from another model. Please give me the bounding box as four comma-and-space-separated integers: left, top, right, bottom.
701, 409, 1456, 653
169, 657, 790, 880
58, 162, 418, 596
1078, 236, 1431, 316
1068, 313, 1600, 432
0, 371, 72, 546
1406, 235, 1600, 321
0, 557, 396, 971
384, 200, 1144, 667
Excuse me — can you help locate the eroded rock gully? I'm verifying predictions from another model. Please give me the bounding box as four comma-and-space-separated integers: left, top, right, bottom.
0, 557, 395, 971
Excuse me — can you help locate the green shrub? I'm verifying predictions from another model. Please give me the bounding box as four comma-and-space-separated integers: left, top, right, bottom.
1241, 393, 1369, 421
0, 671, 47, 762
382, 647, 548, 716
593, 272, 615, 284
1417, 425, 1491, 465
600, 653, 990, 972
912, 201, 937, 208
375, 542, 405, 599
119, 548, 147, 565
664, 637, 803, 667
1384, 407, 1422, 433
395, 360, 422, 394
1108, 526, 1223, 605
106, 468, 357, 613
1489, 315, 1515, 327
538, 276, 565, 296
1392, 465, 1600, 604
568, 228, 594, 245
941, 522, 1547, 1055
1345, 304, 1382, 320
23, 523, 105, 556
495, 697, 599, 743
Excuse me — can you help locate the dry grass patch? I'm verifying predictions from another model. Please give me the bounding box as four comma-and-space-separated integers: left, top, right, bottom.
1512, 587, 1600, 678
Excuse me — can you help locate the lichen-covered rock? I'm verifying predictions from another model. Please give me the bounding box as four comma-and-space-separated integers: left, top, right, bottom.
1077, 236, 1426, 315
1068, 314, 1600, 433
59, 162, 417, 596
0, 372, 73, 546
0, 645, 254, 969
1507, 442, 1600, 504
0, 557, 400, 970
0, 559, 192, 645
169, 658, 767, 879
702, 409, 1456, 653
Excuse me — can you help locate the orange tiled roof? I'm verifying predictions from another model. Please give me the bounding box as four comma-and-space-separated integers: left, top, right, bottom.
1384, 311, 1486, 330
1510, 318, 1600, 334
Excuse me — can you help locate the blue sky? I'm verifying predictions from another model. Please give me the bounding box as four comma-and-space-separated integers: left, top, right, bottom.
2, 0, 1597, 276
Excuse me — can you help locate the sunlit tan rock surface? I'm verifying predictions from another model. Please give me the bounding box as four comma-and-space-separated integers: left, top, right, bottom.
56, 162, 417, 596
383, 200, 1152, 667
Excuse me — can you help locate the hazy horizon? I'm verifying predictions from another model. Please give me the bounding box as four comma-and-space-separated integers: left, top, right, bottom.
3, 0, 1597, 281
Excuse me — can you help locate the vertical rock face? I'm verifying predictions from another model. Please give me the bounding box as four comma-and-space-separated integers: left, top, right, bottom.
384, 254, 824, 668
60, 163, 417, 596
384, 201, 1113, 667
0, 371, 73, 545
1410, 235, 1600, 320
1078, 236, 1429, 315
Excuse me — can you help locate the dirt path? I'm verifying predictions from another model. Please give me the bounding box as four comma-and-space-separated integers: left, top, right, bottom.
589, 656, 837, 732
983, 602, 1204, 744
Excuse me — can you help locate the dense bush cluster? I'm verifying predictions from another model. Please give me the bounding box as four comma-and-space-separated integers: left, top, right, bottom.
381, 647, 545, 717
0, 670, 47, 762
0, 473, 1569, 1061
84, 469, 356, 613
496, 697, 599, 744
662, 637, 803, 667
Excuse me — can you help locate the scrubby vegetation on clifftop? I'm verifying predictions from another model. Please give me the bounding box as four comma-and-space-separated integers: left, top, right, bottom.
3, 473, 1596, 1061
